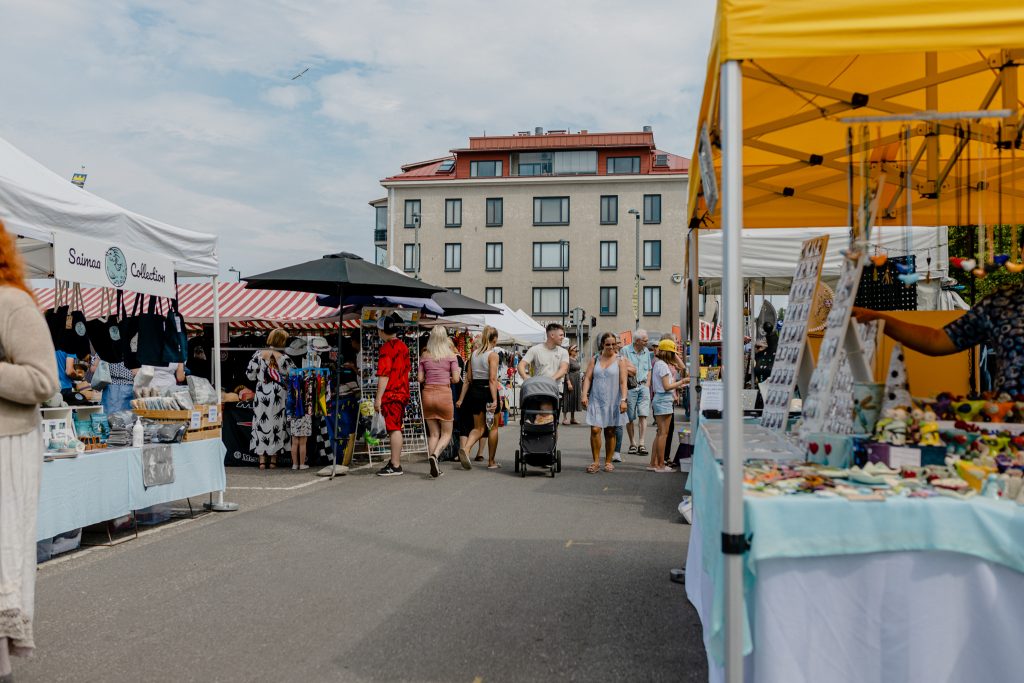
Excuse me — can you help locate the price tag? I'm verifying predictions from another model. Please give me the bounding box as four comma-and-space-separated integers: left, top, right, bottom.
190, 411, 202, 430
207, 405, 219, 424
888, 446, 921, 468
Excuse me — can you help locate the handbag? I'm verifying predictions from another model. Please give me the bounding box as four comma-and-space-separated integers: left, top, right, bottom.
120, 292, 144, 369
61, 283, 92, 358
162, 297, 188, 363
137, 296, 166, 366
91, 360, 112, 390
627, 374, 639, 390
85, 289, 124, 363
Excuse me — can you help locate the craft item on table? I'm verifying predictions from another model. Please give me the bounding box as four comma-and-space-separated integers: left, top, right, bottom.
982, 399, 1014, 423
952, 399, 986, 422
874, 407, 909, 445
853, 382, 884, 435
881, 344, 913, 411
918, 410, 942, 446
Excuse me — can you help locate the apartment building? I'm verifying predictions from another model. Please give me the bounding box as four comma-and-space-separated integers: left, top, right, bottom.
373, 127, 689, 335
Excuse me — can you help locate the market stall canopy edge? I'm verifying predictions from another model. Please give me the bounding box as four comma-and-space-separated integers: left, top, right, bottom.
688, 0, 1024, 230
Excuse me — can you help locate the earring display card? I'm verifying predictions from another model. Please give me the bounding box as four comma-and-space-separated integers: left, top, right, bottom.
760, 235, 829, 431
821, 320, 879, 434
801, 253, 868, 435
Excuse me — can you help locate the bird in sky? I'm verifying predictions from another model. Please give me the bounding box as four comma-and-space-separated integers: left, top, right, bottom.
291, 67, 309, 80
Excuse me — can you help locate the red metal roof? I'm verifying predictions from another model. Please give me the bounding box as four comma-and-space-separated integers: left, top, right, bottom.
650, 150, 690, 174
456, 131, 655, 152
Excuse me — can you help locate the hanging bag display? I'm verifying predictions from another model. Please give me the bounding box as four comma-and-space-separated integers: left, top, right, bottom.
137, 296, 166, 366
162, 296, 188, 363
85, 289, 124, 363
120, 292, 144, 369
45, 280, 70, 348
62, 283, 92, 358
91, 360, 112, 390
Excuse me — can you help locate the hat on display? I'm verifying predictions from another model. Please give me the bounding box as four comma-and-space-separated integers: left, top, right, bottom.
285, 338, 308, 356
657, 339, 678, 353
309, 336, 331, 352
377, 312, 403, 334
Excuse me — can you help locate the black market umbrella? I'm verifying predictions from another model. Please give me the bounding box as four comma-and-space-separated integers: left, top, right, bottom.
431, 290, 499, 316
316, 289, 498, 317
244, 252, 444, 475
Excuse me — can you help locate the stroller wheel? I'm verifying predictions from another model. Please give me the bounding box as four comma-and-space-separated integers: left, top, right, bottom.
520, 453, 527, 478
556, 450, 562, 473
549, 462, 555, 478
514, 450, 520, 473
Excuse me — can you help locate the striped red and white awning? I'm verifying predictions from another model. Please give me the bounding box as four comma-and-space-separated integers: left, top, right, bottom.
699, 320, 722, 343
33, 282, 355, 330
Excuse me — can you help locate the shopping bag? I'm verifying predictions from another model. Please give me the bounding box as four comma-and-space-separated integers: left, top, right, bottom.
85, 289, 124, 363
137, 296, 166, 366
370, 412, 387, 440
162, 298, 188, 363
44, 281, 70, 348
91, 360, 112, 390
61, 283, 92, 358
120, 292, 143, 369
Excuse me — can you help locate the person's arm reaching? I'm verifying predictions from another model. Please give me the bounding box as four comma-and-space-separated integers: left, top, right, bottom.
852, 307, 959, 356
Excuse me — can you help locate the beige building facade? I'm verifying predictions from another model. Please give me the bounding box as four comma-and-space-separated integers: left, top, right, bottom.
374, 130, 688, 336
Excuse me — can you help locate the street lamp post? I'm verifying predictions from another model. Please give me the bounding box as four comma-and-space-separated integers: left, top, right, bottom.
412, 212, 421, 280
228, 267, 241, 283
559, 239, 568, 328
628, 208, 641, 329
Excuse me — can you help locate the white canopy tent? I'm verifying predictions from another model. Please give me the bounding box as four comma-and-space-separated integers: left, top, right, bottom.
448, 304, 545, 345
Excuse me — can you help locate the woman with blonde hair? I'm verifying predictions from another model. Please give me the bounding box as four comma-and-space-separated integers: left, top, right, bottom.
649, 339, 688, 473
246, 327, 294, 469
0, 221, 60, 678
418, 325, 461, 478
456, 325, 500, 469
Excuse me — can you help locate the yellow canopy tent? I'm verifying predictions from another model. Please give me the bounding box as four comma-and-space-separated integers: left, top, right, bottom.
685, 3, 1024, 681
688, 0, 1024, 231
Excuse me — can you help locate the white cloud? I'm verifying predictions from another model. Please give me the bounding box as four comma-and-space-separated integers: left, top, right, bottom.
0, 0, 716, 276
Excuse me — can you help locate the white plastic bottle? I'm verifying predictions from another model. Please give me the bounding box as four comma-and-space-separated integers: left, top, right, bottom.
132, 418, 144, 448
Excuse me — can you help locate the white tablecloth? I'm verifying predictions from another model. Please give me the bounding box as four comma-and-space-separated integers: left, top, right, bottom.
686, 519, 1024, 683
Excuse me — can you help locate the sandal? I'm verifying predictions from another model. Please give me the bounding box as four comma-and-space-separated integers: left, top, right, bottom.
638, 445, 649, 455
586, 463, 601, 473
487, 463, 501, 469
627, 445, 638, 455
473, 455, 485, 462
604, 463, 615, 472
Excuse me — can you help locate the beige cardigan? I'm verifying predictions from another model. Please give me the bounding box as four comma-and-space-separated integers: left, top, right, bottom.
0, 286, 59, 437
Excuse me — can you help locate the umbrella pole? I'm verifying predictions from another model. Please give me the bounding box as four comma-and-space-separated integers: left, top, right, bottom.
331, 286, 343, 480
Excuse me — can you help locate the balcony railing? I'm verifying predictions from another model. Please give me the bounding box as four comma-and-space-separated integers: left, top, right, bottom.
374, 229, 387, 243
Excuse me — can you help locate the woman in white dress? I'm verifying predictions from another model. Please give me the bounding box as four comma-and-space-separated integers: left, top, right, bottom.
581, 332, 628, 473
0, 221, 60, 679
246, 328, 294, 469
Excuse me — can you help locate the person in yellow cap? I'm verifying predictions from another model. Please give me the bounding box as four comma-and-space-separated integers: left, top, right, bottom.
649, 339, 688, 473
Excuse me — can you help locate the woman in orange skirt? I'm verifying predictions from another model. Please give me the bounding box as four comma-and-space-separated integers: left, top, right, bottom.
418, 325, 461, 478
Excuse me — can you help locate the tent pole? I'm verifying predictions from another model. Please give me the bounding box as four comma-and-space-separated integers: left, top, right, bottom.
721, 58, 746, 683
332, 285, 342, 478
688, 227, 701, 424
206, 274, 238, 512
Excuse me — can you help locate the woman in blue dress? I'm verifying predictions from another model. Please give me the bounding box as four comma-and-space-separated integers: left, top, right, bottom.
581, 332, 628, 473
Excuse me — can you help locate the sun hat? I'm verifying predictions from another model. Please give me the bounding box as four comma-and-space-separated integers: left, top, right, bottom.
308, 336, 331, 352
657, 339, 678, 353
285, 338, 308, 356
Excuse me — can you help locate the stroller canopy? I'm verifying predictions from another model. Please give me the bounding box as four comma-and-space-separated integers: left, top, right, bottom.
520, 376, 561, 403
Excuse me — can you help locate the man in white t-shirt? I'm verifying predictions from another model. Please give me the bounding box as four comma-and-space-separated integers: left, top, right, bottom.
518, 323, 570, 382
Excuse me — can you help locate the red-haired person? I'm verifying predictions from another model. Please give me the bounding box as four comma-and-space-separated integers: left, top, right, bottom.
0, 220, 60, 678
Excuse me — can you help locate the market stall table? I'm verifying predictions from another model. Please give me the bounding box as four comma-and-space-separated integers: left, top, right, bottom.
685, 420, 1024, 683
37, 439, 226, 541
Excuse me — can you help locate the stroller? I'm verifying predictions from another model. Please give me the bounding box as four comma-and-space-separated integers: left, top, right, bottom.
514, 375, 562, 478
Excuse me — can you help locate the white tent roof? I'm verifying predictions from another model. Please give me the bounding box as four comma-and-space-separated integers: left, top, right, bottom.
448, 304, 545, 345
1, 136, 218, 276
691, 226, 946, 294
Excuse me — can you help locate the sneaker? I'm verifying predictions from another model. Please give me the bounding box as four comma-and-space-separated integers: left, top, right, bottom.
627, 445, 638, 455
428, 455, 441, 478
612, 454, 622, 463
377, 462, 404, 477
657, 466, 675, 473
638, 445, 649, 455
458, 448, 472, 470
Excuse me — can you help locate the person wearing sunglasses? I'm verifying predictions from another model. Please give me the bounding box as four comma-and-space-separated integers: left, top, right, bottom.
581, 332, 628, 473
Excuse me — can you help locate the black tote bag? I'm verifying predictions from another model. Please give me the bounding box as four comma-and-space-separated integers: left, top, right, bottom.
44, 281, 70, 348
85, 289, 124, 363
137, 296, 167, 366
62, 283, 92, 358
162, 298, 188, 364
120, 293, 144, 369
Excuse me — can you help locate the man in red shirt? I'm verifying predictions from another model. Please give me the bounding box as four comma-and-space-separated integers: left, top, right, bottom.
374, 312, 411, 476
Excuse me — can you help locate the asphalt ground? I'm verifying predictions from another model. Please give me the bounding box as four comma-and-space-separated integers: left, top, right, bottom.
19, 419, 707, 683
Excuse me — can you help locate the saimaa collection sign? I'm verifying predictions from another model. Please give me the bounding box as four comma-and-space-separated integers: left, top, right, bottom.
53, 233, 175, 298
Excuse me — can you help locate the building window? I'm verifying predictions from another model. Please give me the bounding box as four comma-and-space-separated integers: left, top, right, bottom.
449, 287, 462, 294
643, 286, 662, 316
516, 152, 552, 176
444, 243, 462, 271
485, 242, 503, 271
600, 241, 618, 270
375, 206, 387, 231
470, 160, 503, 177
606, 156, 640, 174
485, 287, 503, 304
643, 194, 662, 224
403, 244, 420, 272
600, 195, 618, 224
533, 197, 570, 225
533, 287, 568, 315
486, 198, 503, 227
404, 199, 421, 228
445, 199, 462, 227
600, 287, 618, 316
643, 240, 662, 270
555, 150, 597, 174
533, 242, 569, 271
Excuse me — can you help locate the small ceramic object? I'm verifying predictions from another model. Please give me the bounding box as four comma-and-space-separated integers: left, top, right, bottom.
870, 254, 888, 267
994, 254, 1010, 267
949, 257, 964, 269
898, 273, 923, 285
961, 258, 977, 271
895, 261, 913, 274
972, 267, 988, 279
1006, 261, 1024, 274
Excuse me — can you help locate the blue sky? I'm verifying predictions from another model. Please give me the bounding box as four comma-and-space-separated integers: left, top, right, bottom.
0, 0, 715, 276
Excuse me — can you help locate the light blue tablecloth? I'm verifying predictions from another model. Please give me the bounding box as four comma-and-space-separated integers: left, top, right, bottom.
37, 439, 226, 540
687, 420, 1024, 666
